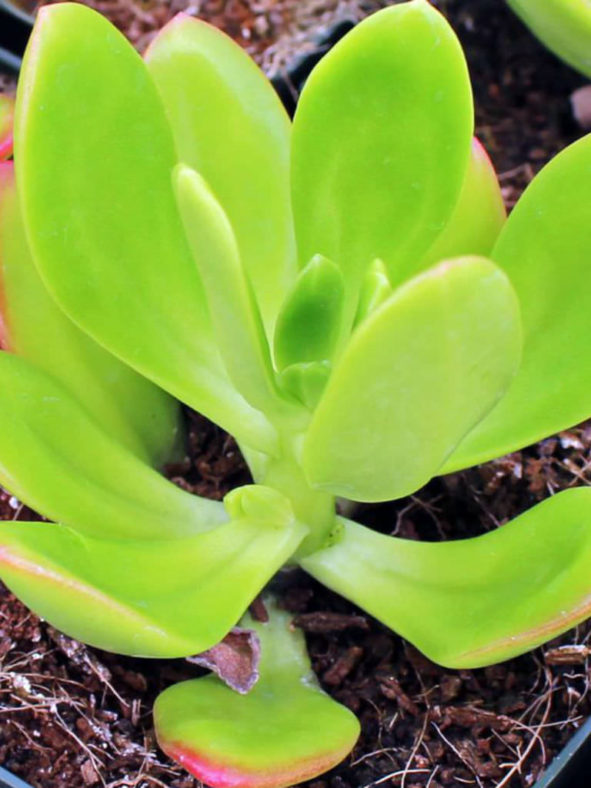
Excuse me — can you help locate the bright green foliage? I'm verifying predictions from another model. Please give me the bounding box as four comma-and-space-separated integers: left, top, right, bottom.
353, 259, 392, 327
173, 164, 285, 418
155, 601, 360, 787
0, 162, 181, 466
507, 0, 591, 78
303, 488, 591, 668
145, 13, 295, 333
420, 138, 507, 268
3, 1, 591, 786
0, 493, 305, 657
274, 254, 344, 370
303, 257, 521, 502
15, 3, 273, 452
445, 136, 591, 471
0, 353, 223, 539
291, 0, 474, 318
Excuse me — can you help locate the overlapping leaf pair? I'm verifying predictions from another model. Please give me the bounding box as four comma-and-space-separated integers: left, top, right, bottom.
2, 1, 591, 785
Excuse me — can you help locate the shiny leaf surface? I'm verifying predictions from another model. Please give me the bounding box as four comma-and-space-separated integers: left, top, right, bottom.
274, 255, 344, 371
146, 13, 295, 332
173, 165, 285, 417
445, 134, 591, 472
304, 257, 522, 502
155, 601, 359, 787
0, 501, 306, 657
420, 138, 506, 268
0, 161, 180, 466
302, 488, 591, 668
15, 3, 273, 453
0, 352, 224, 539
291, 0, 473, 317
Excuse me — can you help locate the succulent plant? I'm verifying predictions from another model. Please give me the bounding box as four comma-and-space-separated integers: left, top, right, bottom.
2, 1, 591, 785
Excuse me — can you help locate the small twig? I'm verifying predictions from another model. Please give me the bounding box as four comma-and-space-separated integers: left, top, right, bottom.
495, 678, 554, 787
431, 721, 484, 788
401, 713, 429, 788
362, 769, 431, 787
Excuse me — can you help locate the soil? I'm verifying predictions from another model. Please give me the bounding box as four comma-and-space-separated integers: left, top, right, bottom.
1, 1, 591, 787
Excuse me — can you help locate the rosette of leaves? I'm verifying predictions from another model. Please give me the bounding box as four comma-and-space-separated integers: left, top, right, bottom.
507, 0, 591, 78
2, 1, 591, 785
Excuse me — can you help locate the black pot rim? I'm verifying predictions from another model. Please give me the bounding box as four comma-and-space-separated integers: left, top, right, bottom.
0, 0, 34, 27
0, 0, 33, 73
0, 765, 34, 788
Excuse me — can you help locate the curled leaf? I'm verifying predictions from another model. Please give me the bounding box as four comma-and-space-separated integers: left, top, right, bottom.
155, 601, 359, 787
187, 628, 261, 694
302, 488, 591, 668
273, 254, 345, 371
0, 352, 224, 539
0, 496, 306, 657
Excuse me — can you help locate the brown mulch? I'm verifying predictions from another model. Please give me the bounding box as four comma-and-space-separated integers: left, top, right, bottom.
1, 0, 591, 786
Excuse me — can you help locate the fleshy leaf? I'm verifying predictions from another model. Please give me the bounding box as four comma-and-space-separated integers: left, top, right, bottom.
420, 138, 506, 268
145, 13, 295, 332
274, 255, 344, 372
0, 94, 13, 160
303, 257, 522, 502
508, 0, 591, 78
0, 500, 306, 657
0, 352, 225, 539
353, 259, 392, 328
444, 134, 591, 472
302, 488, 591, 668
15, 3, 274, 453
0, 161, 180, 467
155, 600, 359, 788
291, 0, 473, 317
173, 165, 288, 419
278, 361, 331, 411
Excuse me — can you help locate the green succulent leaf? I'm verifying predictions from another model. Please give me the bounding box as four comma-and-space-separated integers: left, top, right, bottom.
420, 138, 506, 268
14, 2, 274, 454
145, 13, 295, 333
291, 0, 473, 318
0, 352, 225, 539
273, 254, 345, 371
508, 0, 591, 78
0, 94, 13, 160
353, 259, 392, 328
303, 257, 522, 502
278, 361, 331, 411
0, 161, 180, 467
302, 487, 591, 668
0, 498, 306, 657
155, 600, 359, 787
445, 134, 591, 472
173, 164, 287, 419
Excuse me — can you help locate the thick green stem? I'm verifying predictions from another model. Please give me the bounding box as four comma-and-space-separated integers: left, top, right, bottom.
260, 438, 336, 557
